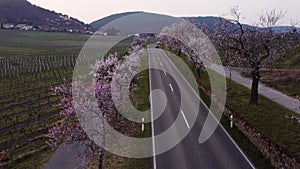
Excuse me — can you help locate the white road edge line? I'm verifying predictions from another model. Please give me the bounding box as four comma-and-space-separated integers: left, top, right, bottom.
169, 84, 174, 92
180, 110, 190, 129
164, 70, 166, 76
148, 50, 157, 169
159, 62, 162, 66
162, 51, 256, 169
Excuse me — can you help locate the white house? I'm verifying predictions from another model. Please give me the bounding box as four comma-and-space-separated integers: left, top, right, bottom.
3, 23, 14, 29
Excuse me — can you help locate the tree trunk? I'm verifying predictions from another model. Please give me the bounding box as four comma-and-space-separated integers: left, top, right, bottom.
249, 67, 260, 105
196, 68, 201, 79
178, 49, 181, 56
98, 148, 104, 169
98, 113, 106, 169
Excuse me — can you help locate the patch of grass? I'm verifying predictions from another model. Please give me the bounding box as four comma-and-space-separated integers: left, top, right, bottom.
260, 69, 300, 97
9, 146, 56, 169
276, 49, 300, 69
0, 29, 90, 57
220, 115, 274, 169
1, 137, 58, 169
0, 30, 128, 58
224, 78, 300, 159
0, 29, 90, 48
241, 69, 300, 98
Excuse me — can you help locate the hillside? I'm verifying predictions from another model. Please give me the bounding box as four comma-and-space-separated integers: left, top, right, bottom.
187, 16, 300, 33
91, 12, 183, 35
91, 11, 300, 35
0, 0, 92, 33
90, 11, 142, 31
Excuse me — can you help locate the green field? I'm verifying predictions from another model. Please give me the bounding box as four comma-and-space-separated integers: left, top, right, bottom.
0, 68, 74, 168
0, 30, 88, 168
0, 29, 89, 56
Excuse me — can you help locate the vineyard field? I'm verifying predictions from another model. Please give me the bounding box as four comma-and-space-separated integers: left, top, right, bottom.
0, 30, 86, 168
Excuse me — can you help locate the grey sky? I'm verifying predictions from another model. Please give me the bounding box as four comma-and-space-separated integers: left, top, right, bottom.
27, 0, 299, 26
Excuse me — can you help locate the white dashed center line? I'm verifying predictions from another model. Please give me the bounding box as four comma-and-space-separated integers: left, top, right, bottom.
142, 117, 145, 131
169, 84, 174, 92
180, 110, 190, 129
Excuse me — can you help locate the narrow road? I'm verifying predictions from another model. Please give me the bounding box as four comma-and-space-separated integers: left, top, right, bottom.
148, 47, 255, 169
44, 143, 85, 169
207, 64, 300, 115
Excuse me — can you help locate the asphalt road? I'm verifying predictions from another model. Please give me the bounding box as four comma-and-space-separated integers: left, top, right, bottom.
148, 47, 255, 169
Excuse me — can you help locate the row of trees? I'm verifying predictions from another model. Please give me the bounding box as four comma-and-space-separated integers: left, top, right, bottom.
47, 37, 146, 168
161, 7, 299, 105
160, 21, 215, 79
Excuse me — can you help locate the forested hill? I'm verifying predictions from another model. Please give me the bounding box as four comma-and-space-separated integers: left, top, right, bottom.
0, 0, 91, 33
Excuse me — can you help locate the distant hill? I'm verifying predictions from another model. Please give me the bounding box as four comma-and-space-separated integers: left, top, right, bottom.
91, 12, 300, 35
0, 0, 92, 33
90, 11, 142, 31
186, 16, 300, 33
92, 12, 183, 35
184, 16, 228, 29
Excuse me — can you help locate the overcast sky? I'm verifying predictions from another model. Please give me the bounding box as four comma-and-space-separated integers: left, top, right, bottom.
27, 0, 299, 26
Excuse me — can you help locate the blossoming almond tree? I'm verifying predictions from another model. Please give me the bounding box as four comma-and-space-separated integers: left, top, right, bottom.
159, 21, 213, 78
47, 38, 145, 168
208, 7, 298, 105
47, 54, 119, 168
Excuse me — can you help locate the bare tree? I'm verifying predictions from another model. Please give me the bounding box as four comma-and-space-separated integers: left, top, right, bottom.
209, 6, 298, 105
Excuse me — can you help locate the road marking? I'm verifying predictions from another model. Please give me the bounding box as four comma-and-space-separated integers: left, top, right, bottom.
142, 118, 145, 131
159, 62, 162, 66
181, 110, 190, 129
164, 70, 166, 76
169, 84, 174, 92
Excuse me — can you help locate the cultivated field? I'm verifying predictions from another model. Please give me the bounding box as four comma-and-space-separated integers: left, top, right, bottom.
0, 30, 125, 168
0, 29, 152, 169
